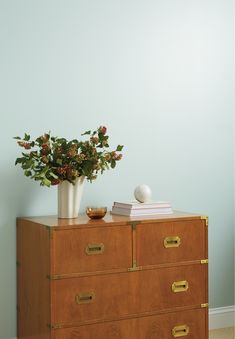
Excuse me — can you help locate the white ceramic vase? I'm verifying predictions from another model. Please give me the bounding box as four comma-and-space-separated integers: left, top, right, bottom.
58, 176, 85, 218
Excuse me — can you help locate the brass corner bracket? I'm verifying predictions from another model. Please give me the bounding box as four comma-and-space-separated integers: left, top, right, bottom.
200, 259, 208, 264
128, 221, 140, 230
201, 216, 208, 226
201, 303, 209, 308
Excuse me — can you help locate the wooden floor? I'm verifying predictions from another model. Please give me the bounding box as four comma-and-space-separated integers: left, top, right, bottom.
209, 327, 234, 339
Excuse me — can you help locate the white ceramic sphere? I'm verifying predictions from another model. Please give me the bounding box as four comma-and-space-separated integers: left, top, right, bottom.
134, 184, 152, 203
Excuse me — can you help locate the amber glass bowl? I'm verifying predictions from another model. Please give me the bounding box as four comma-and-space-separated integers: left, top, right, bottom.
86, 207, 107, 219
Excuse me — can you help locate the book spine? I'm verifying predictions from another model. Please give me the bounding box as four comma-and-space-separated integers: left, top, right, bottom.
112, 207, 173, 216
113, 203, 171, 209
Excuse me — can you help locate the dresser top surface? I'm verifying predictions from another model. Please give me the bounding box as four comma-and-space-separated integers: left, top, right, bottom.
17, 211, 206, 229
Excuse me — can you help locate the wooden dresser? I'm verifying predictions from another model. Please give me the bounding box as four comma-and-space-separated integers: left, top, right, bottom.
17, 211, 208, 339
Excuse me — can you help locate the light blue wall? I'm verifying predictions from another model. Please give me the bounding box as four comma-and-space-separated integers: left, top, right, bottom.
0, 0, 234, 338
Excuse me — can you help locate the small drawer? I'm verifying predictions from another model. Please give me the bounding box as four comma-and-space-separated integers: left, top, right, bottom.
52, 308, 208, 339
51, 225, 132, 275
51, 264, 207, 324
136, 220, 207, 266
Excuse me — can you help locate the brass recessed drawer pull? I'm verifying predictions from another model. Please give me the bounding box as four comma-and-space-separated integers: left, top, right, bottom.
75, 292, 95, 304
85, 243, 104, 255
172, 280, 189, 293
164, 236, 181, 248
172, 324, 189, 337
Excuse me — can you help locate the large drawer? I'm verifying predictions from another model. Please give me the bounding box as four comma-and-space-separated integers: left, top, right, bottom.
51, 225, 132, 275
52, 308, 208, 339
51, 264, 207, 324
136, 220, 207, 266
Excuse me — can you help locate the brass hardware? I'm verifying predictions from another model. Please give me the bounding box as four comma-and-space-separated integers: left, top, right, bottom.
201, 303, 209, 308
128, 266, 142, 272
172, 325, 189, 337
172, 280, 189, 293
164, 236, 181, 248
128, 260, 142, 272
201, 216, 208, 226
200, 259, 208, 264
75, 292, 95, 304
85, 243, 104, 255
129, 221, 139, 230
47, 323, 62, 329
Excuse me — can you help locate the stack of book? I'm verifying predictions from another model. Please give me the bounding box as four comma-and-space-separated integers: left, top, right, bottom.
111, 201, 173, 216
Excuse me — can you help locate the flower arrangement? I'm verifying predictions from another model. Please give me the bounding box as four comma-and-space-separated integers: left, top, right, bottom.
14, 126, 123, 187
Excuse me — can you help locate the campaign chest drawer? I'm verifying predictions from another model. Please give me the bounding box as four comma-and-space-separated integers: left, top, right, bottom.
51, 225, 132, 275
136, 219, 207, 266
52, 308, 208, 339
51, 264, 207, 324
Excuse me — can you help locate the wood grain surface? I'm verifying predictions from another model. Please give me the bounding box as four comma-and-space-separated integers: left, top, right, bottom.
17, 213, 208, 338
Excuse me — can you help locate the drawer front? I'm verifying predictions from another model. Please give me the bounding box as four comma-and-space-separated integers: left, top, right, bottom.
51, 264, 207, 324
52, 308, 208, 339
51, 226, 132, 275
136, 220, 207, 266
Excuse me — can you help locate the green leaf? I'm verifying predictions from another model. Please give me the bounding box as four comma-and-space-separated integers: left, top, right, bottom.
13, 136, 21, 140
56, 138, 67, 146
49, 171, 58, 179
42, 178, 51, 187
81, 130, 91, 136
22, 152, 30, 158
37, 171, 45, 178
111, 160, 116, 168
24, 170, 32, 177
36, 136, 43, 144
30, 151, 38, 157
24, 133, 30, 141
116, 145, 124, 151
15, 157, 24, 165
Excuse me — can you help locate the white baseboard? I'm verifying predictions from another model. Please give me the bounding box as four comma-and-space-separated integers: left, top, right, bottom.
209, 305, 235, 330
